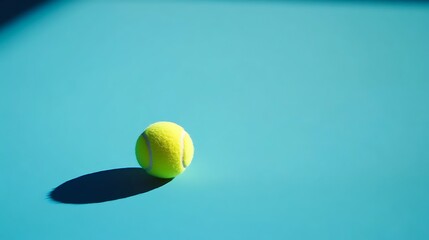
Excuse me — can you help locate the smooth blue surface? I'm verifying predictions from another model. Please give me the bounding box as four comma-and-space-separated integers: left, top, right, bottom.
1, 1, 429, 239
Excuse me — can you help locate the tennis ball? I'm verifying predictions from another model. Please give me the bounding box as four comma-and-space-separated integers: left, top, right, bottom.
135, 122, 194, 179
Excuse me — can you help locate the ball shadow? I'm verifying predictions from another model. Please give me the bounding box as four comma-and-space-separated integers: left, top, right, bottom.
49, 167, 172, 204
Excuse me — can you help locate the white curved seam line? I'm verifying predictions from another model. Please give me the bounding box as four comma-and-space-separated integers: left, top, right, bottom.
180, 129, 187, 169
142, 132, 153, 171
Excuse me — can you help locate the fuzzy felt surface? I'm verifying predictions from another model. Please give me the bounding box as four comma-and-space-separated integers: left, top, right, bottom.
135, 122, 194, 178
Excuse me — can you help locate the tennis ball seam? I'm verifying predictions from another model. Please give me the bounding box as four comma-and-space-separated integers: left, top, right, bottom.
179, 129, 187, 169
143, 127, 188, 173
141, 132, 153, 171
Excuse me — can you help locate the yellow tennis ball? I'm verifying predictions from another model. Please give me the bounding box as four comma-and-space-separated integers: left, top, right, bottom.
135, 122, 194, 178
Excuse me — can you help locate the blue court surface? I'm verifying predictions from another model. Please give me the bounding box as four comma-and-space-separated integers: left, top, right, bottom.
1, 1, 428, 239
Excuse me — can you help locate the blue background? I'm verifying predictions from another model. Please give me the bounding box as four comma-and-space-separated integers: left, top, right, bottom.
1, 1, 428, 239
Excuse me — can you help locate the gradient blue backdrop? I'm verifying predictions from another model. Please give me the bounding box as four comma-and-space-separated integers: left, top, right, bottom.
1, 1, 428, 239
